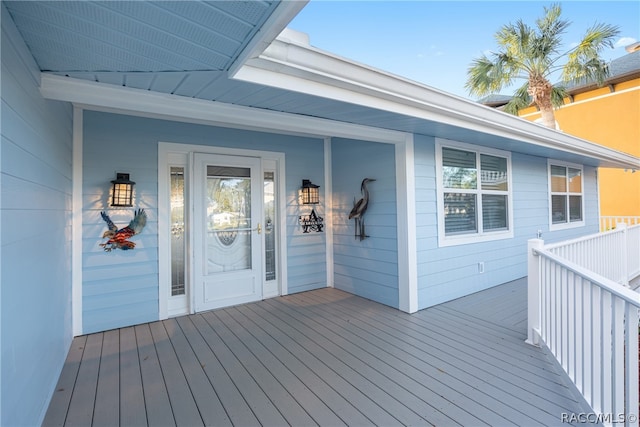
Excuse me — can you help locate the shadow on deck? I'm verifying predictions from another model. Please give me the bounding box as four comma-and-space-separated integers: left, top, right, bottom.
44, 278, 592, 426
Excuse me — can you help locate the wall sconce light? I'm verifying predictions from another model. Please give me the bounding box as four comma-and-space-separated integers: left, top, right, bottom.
301, 179, 320, 204
110, 172, 135, 207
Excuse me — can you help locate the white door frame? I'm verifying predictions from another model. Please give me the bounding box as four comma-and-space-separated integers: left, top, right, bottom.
158, 142, 287, 319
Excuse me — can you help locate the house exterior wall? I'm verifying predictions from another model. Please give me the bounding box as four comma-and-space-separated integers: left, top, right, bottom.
331, 139, 399, 308
414, 134, 600, 309
519, 78, 640, 218
1, 7, 73, 426
82, 111, 326, 333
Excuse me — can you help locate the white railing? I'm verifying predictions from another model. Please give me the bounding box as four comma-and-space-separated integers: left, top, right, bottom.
528, 240, 639, 426
544, 223, 636, 286
601, 216, 640, 231
629, 225, 640, 282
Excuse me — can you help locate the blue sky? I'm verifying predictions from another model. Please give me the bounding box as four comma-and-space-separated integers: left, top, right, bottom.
288, 1, 640, 99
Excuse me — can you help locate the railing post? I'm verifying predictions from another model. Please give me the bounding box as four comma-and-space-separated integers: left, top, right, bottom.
527, 238, 544, 346
625, 302, 639, 424
617, 222, 629, 287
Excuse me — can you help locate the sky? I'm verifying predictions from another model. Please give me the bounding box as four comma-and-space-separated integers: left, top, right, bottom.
288, 1, 640, 99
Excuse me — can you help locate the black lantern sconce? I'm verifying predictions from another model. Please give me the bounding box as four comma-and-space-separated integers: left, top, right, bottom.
301, 179, 320, 204
110, 172, 135, 207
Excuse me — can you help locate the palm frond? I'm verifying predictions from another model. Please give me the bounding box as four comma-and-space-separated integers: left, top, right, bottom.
503, 84, 531, 115
550, 86, 568, 108
465, 55, 514, 97
562, 23, 619, 86
536, 4, 569, 45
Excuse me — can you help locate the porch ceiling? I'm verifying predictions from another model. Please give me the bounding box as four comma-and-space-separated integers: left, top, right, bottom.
4, 1, 281, 73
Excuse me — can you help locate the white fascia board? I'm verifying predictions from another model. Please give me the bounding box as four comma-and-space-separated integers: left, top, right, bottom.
234, 34, 640, 170
39, 73, 407, 145
227, 0, 309, 77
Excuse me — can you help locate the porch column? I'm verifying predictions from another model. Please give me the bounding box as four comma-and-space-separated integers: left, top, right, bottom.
72, 106, 83, 336
396, 134, 418, 313
526, 238, 544, 346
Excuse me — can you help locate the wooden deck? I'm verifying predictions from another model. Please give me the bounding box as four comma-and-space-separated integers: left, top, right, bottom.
43, 278, 592, 426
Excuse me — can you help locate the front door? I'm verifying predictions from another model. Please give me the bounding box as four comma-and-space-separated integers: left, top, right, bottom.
193, 153, 263, 312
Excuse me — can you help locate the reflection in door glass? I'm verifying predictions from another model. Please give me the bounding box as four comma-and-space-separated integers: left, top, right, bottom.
264, 172, 276, 281
206, 167, 251, 273
170, 167, 186, 296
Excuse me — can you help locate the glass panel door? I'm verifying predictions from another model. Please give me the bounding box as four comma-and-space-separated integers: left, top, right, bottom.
193, 153, 262, 312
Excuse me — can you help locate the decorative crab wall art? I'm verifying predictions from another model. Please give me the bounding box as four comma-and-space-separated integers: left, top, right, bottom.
99, 208, 147, 252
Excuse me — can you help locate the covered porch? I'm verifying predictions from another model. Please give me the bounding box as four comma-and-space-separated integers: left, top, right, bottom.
44, 278, 590, 427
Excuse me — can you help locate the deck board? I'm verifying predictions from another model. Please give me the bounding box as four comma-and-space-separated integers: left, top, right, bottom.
162, 318, 230, 427
260, 296, 436, 426
234, 303, 370, 425
192, 312, 289, 427
206, 309, 316, 426
297, 288, 552, 425
42, 335, 87, 427
93, 330, 119, 427
223, 306, 347, 427
252, 298, 406, 426
232, 303, 387, 425
43, 278, 592, 426
64, 332, 101, 426
148, 321, 204, 427
270, 292, 481, 426
134, 324, 173, 427
175, 316, 257, 427
118, 327, 147, 427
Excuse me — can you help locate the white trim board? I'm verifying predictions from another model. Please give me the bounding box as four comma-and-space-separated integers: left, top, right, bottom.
396, 134, 418, 313
324, 137, 334, 289
72, 107, 83, 336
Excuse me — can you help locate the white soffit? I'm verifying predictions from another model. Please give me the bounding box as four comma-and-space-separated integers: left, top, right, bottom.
234, 29, 640, 170
39, 73, 408, 145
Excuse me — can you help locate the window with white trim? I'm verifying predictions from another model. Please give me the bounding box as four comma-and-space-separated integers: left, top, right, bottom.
548, 161, 584, 229
436, 140, 513, 246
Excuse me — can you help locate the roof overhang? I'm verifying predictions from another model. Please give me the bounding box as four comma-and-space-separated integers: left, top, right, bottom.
565, 71, 640, 96
40, 73, 409, 145
232, 29, 639, 170
227, 1, 308, 76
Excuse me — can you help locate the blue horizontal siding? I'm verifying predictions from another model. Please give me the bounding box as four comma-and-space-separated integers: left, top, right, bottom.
83, 301, 160, 334
331, 138, 398, 308
84, 274, 159, 296
1, 6, 73, 426
414, 136, 600, 309
82, 111, 327, 331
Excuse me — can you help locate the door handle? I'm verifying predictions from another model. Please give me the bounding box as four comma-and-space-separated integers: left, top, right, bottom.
256, 223, 262, 234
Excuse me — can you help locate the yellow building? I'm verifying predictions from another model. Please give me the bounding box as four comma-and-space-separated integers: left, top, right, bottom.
511, 44, 640, 229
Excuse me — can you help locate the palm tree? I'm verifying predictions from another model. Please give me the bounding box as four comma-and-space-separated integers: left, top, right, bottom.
465, 3, 619, 129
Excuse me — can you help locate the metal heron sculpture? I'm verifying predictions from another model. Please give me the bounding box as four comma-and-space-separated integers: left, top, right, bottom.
349, 178, 375, 240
